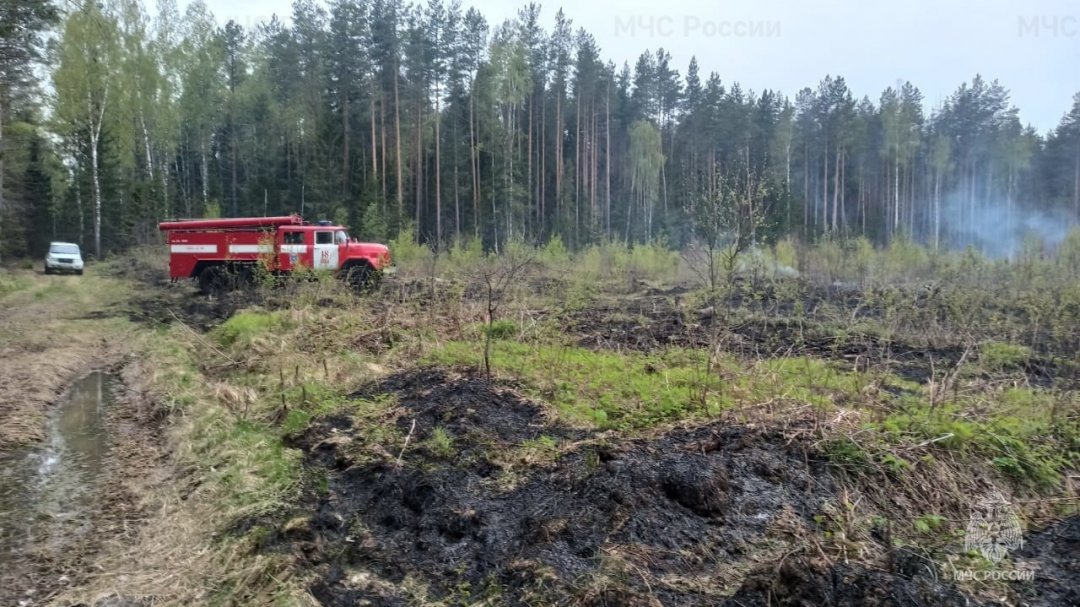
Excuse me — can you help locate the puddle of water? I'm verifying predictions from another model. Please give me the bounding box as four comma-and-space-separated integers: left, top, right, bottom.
0, 371, 115, 563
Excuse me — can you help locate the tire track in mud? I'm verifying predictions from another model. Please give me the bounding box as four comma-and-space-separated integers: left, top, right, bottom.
0, 271, 168, 606
0, 359, 167, 607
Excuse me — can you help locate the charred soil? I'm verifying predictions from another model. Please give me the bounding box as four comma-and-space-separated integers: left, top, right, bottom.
277, 368, 1009, 606
562, 283, 1067, 386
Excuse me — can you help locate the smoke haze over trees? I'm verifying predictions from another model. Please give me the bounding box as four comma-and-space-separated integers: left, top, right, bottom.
2, 0, 1080, 259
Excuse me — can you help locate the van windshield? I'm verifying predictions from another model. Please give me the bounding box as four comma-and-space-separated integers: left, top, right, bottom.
50, 244, 80, 255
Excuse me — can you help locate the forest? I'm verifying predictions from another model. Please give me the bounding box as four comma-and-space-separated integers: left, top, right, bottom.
2, 0, 1080, 260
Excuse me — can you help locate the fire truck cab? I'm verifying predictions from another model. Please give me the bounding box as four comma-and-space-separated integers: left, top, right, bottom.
158, 215, 392, 293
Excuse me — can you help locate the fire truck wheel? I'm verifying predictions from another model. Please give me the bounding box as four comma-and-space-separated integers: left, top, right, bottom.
344, 263, 375, 291
198, 266, 226, 294
233, 265, 254, 290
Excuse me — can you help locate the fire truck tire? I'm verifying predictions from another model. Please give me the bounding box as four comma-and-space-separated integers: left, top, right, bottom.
343, 262, 376, 291
233, 264, 255, 289
198, 266, 226, 294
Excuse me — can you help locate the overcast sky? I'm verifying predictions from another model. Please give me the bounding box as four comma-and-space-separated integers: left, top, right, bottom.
195, 0, 1080, 133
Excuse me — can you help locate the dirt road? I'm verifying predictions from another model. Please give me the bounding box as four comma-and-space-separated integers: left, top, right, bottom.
0, 268, 165, 606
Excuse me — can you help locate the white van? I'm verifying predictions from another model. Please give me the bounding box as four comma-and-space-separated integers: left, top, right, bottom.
44, 242, 84, 275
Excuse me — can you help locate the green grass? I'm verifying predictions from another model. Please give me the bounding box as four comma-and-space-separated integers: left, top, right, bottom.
979, 341, 1033, 372
146, 325, 303, 518
279, 381, 350, 435
206, 419, 301, 510
914, 513, 947, 534
484, 319, 518, 340
213, 310, 289, 348
425, 340, 917, 431
0, 272, 31, 296
427, 427, 455, 458
426, 341, 730, 429
869, 388, 1078, 488
424, 335, 1078, 488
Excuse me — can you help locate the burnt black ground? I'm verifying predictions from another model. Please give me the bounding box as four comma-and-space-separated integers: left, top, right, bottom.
104, 258, 249, 331
562, 284, 1065, 386
350, 368, 583, 450
276, 368, 1011, 606
722, 557, 998, 607
1011, 516, 1080, 607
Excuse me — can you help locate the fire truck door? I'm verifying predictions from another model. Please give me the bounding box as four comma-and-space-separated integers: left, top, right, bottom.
280, 229, 307, 269
314, 231, 339, 270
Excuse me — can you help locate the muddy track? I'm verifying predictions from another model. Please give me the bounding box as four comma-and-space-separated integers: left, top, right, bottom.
0, 269, 169, 606
0, 284, 119, 456
0, 360, 167, 607
275, 368, 1008, 606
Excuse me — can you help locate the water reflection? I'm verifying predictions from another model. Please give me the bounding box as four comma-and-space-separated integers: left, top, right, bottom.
0, 371, 114, 562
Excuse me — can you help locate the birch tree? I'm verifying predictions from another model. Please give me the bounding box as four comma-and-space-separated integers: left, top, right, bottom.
627, 120, 662, 241
54, 2, 119, 259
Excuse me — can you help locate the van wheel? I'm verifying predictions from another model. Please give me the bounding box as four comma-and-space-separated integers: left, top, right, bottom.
76, 269, 83, 276
44, 266, 53, 275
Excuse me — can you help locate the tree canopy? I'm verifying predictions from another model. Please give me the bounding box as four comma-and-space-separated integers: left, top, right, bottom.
1, 0, 1079, 260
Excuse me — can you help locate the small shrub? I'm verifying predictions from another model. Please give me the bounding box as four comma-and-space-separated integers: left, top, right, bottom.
485, 319, 517, 340
449, 236, 484, 267
628, 240, 678, 281
914, 513, 946, 534
539, 234, 570, 266
883, 234, 929, 278
980, 342, 1032, 372
810, 238, 847, 282
214, 310, 284, 347
773, 237, 799, 270
1058, 228, 1080, 279
388, 223, 431, 266
428, 427, 455, 458
852, 237, 875, 280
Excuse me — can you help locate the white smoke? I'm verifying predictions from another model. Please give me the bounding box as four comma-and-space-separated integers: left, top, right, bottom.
737, 245, 800, 277
939, 191, 1077, 258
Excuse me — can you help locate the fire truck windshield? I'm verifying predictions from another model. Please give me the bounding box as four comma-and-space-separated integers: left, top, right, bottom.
335, 230, 348, 244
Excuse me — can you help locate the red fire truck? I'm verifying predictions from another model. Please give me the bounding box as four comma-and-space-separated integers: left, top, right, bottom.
158, 215, 392, 293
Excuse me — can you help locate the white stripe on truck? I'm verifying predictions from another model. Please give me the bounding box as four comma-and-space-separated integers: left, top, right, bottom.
280, 244, 307, 254
228, 244, 273, 254
170, 244, 217, 253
